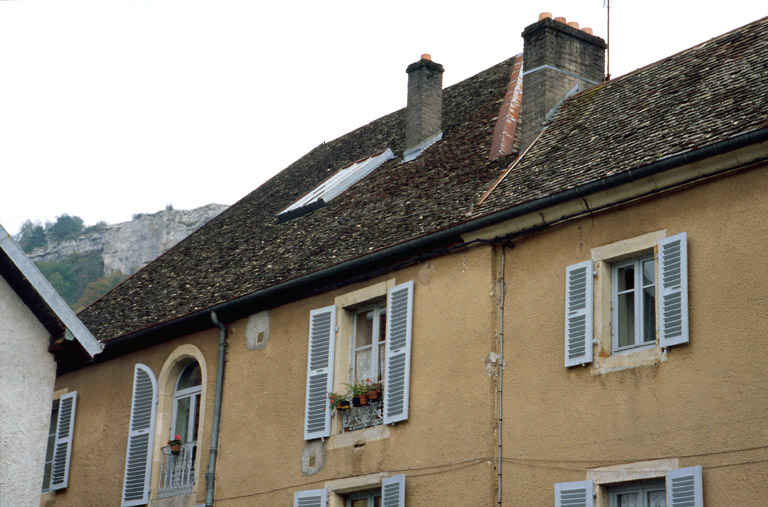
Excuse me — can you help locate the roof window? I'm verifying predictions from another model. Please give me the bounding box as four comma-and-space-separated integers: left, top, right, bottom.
278, 148, 394, 222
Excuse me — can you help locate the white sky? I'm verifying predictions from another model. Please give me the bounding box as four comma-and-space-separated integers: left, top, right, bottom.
0, 0, 765, 234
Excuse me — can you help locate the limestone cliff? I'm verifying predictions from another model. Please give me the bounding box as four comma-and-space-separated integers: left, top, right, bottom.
29, 204, 228, 275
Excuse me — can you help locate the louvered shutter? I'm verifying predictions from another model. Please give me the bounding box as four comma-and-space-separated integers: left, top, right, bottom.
565, 260, 593, 367
50, 391, 77, 491
659, 232, 689, 348
666, 466, 702, 507
121, 364, 157, 506
382, 474, 406, 507
294, 488, 327, 507
555, 480, 594, 507
383, 281, 414, 425
304, 306, 337, 440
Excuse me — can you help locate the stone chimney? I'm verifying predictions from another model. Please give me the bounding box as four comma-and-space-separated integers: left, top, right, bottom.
520, 13, 607, 148
404, 54, 444, 161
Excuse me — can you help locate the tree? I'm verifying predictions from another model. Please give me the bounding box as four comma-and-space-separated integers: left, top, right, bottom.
46, 214, 85, 243
16, 220, 47, 253
73, 271, 127, 312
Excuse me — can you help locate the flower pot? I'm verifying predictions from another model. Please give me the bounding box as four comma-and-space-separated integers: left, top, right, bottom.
336, 402, 351, 411
367, 389, 381, 401
358, 394, 369, 406
170, 444, 181, 455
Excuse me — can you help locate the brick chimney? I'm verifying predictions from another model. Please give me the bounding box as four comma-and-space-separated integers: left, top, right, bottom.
520, 14, 607, 148
404, 54, 444, 161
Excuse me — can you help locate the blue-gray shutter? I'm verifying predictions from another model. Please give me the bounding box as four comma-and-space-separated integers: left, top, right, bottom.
294, 488, 327, 507
658, 232, 689, 348
383, 281, 414, 425
304, 306, 337, 440
382, 474, 406, 507
666, 466, 702, 507
555, 480, 594, 507
565, 260, 593, 367
122, 364, 157, 506
50, 391, 77, 491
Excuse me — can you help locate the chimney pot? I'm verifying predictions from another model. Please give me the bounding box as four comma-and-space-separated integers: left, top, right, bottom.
583, 27, 593, 35
554, 16, 566, 23
538, 12, 552, 21
421, 53, 432, 61
567, 21, 579, 29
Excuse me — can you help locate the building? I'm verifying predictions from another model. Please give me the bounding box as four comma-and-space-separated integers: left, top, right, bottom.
0, 223, 101, 506
46, 14, 767, 507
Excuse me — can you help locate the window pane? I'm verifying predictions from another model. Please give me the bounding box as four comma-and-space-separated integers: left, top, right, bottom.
618, 292, 635, 347
177, 361, 202, 390
648, 490, 666, 507
355, 348, 372, 382
618, 493, 639, 507
350, 500, 367, 507
642, 260, 655, 286
643, 286, 656, 343
355, 310, 374, 347
42, 462, 52, 491
618, 265, 634, 292
192, 394, 201, 442
378, 310, 387, 343
378, 343, 386, 381
373, 497, 381, 507
174, 397, 191, 442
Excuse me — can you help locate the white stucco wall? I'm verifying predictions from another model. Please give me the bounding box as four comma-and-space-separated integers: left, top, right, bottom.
0, 274, 57, 506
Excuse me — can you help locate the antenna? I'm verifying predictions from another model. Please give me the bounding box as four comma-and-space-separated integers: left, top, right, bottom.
604, 0, 612, 80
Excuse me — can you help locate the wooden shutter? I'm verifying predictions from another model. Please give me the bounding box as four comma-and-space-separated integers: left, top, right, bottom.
382, 474, 406, 507
383, 281, 414, 425
304, 306, 337, 440
667, 466, 703, 507
122, 364, 157, 506
555, 480, 594, 507
565, 260, 593, 367
50, 391, 77, 491
294, 488, 327, 507
659, 232, 689, 347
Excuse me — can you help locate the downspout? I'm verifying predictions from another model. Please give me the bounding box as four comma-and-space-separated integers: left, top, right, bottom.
496, 244, 506, 507
206, 311, 227, 507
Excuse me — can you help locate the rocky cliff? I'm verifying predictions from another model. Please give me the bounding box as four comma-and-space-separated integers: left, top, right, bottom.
29, 204, 228, 275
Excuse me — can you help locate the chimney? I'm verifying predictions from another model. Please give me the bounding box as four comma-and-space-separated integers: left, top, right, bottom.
404, 54, 444, 162
520, 14, 607, 148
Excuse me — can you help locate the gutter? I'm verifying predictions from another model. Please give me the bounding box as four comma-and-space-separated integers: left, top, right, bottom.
99, 127, 768, 353
206, 311, 227, 507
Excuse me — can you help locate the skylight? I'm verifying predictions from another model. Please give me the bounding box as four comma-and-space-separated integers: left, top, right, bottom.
278, 148, 394, 221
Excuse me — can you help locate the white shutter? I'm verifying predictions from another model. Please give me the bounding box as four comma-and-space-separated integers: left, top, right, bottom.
565, 260, 593, 367
383, 280, 414, 425
50, 391, 78, 491
294, 488, 327, 507
555, 480, 594, 507
122, 364, 157, 506
382, 474, 406, 507
666, 466, 702, 507
304, 306, 337, 440
659, 232, 689, 347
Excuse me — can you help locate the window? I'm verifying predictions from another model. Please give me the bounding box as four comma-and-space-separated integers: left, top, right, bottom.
347, 489, 381, 507
609, 480, 666, 507
564, 232, 688, 368
304, 281, 413, 440
612, 255, 656, 352
41, 400, 59, 492
171, 361, 202, 446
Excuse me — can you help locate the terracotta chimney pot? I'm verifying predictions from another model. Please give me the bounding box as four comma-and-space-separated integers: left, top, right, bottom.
421, 53, 432, 61
554, 16, 566, 23
568, 21, 580, 29
583, 27, 594, 35
539, 12, 552, 21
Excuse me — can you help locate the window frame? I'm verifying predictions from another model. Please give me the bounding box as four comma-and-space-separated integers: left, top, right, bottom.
346, 489, 381, 507
350, 301, 387, 385
170, 361, 202, 445
41, 399, 60, 493
611, 254, 657, 354
608, 479, 666, 507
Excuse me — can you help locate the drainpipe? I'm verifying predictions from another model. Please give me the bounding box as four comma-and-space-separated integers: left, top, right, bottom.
206, 311, 227, 507
496, 245, 506, 507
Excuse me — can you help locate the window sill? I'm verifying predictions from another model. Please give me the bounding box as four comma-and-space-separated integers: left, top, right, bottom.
327, 422, 390, 450
591, 345, 667, 375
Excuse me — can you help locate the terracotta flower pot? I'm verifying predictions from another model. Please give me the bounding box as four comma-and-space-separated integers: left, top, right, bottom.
170, 443, 181, 455
358, 394, 369, 405
367, 389, 381, 401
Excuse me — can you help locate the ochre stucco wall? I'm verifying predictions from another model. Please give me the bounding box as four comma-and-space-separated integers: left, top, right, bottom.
0, 274, 57, 507
498, 165, 768, 506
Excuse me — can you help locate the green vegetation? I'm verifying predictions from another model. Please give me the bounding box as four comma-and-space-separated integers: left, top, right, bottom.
36, 252, 104, 307
15, 214, 89, 254
74, 271, 127, 312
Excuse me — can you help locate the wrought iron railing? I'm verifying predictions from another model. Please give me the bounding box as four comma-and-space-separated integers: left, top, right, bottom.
342, 399, 383, 431
158, 441, 196, 499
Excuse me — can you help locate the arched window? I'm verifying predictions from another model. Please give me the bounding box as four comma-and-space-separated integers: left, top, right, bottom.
171, 361, 202, 445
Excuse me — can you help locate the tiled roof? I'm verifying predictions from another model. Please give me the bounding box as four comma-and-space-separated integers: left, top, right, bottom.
79, 57, 520, 343
476, 16, 768, 214
80, 16, 768, 347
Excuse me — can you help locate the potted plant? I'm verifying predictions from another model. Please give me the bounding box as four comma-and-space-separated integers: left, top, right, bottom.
366, 379, 382, 401
328, 391, 351, 411
346, 381, 370, 406
168, 434, 182, 455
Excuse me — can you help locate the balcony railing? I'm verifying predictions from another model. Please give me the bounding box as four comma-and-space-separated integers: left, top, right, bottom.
158, 441, 196, 499
342, 399, 383, 431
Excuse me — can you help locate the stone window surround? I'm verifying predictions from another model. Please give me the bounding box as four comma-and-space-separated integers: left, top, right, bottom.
590, 230, 669, 375
328, 279, 396, 449
587, 458, 679, 507
324, 472, 388, 507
